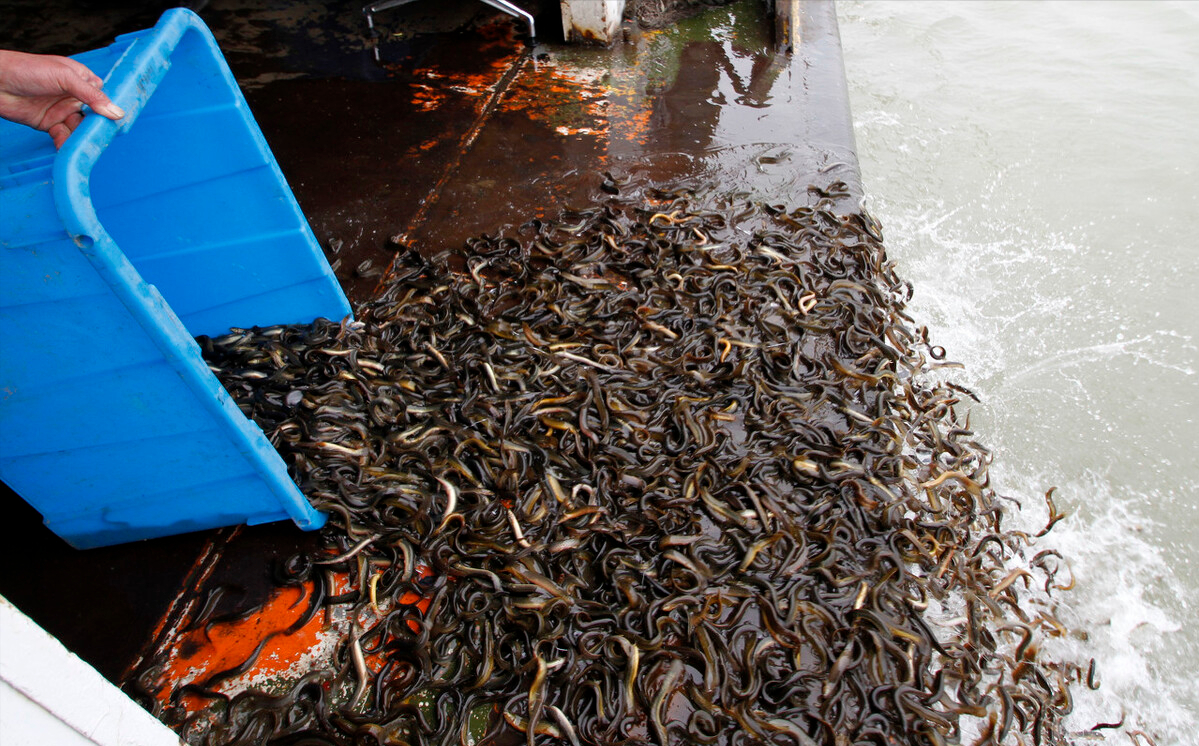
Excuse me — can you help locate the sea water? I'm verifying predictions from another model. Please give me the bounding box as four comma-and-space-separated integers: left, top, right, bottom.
838, 1, 1199, 742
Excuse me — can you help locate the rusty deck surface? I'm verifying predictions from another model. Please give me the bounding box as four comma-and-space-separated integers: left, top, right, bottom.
0, 0, 859, 727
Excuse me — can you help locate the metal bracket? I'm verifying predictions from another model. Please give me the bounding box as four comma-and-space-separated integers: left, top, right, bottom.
364, 0, 535, 51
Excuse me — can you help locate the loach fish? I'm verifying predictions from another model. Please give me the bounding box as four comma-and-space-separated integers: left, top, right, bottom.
169, 179, 1087, 746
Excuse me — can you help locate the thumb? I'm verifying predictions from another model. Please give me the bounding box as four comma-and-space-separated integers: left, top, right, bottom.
60, 66, 124, 121
74, 85, 125, 121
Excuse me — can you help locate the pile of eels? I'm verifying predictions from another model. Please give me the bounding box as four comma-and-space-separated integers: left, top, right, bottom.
153, 182, 1089, 745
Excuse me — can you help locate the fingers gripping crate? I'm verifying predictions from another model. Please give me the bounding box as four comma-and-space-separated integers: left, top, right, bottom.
0, 10, 350, 549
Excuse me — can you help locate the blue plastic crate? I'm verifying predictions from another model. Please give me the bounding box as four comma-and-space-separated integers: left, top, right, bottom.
0, 9, 350, 549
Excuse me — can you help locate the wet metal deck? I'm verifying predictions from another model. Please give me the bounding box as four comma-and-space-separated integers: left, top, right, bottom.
0, 0, 860, 720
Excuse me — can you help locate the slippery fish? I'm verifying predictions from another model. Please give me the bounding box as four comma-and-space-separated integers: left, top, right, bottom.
171, 179, 1084, 746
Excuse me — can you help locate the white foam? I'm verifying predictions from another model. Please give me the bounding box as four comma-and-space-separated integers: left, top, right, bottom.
1003, 466, 1193, 740
839, 3, 1199, 739
863, 192, 1198, 743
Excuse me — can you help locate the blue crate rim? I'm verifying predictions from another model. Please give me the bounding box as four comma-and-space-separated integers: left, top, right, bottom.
46, 8, 328, 536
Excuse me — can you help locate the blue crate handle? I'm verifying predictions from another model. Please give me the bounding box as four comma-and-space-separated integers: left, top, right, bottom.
59, 9, 237, 247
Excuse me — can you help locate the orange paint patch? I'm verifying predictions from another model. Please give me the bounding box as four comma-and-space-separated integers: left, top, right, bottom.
150, 565, 435, 716
154, 582, 324, 712
402, 565, 434, 632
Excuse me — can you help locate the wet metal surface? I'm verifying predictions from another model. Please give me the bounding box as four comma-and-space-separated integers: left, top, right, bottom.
0, 0, 862, 710
395, 2, 862, 264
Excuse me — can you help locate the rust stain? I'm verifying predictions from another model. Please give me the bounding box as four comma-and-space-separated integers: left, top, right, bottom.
375, 44, 532, 273
498, 62, 609, 136
409, 83, 448, 112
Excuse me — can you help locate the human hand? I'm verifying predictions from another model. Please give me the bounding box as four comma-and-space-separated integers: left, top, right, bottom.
0, 50, 126, 148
